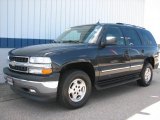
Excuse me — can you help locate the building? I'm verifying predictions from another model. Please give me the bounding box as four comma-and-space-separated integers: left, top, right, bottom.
0, 0, 145, 48
144, 0, 160, 44
0, 0, 159, 83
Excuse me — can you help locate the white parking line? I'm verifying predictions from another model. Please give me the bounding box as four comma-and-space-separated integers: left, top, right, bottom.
127, 100, 160, 120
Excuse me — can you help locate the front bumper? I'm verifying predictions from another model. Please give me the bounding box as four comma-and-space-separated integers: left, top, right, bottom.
3, 67, 60, 101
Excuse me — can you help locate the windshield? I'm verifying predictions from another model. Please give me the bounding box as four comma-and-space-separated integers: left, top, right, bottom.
55, 25, 102, 44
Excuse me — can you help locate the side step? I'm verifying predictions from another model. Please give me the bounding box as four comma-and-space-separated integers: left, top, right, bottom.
95, 74, 140, 90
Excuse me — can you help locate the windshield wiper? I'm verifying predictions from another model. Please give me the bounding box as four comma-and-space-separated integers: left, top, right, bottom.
62, 40, 82, 43
51, 40, 62, 43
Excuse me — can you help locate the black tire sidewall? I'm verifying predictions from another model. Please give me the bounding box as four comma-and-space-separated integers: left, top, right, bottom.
141, 63, 153, 86
59, 70, 92, 108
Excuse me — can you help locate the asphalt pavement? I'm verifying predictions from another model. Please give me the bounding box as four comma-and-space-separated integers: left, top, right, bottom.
0, 69, 160, 120
0, 48, 11, 83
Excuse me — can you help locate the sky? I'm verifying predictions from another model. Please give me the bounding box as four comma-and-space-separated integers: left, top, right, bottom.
144, 0, 160, 44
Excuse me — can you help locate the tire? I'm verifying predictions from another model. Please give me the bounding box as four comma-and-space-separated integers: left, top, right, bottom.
58, 70, 92, 109
137, 63, 153, 87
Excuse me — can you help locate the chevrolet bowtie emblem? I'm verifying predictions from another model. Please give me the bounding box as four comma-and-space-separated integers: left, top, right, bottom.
10, 61, 16, 66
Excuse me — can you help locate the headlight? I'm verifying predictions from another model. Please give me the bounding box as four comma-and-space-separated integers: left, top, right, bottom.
29, 57, 52, 75
29, 57, 52, 64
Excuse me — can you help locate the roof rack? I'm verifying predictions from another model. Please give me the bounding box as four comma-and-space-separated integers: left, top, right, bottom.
116, 23, 145, 29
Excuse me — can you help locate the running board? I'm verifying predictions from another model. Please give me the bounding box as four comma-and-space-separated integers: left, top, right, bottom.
95, 74, 140, 90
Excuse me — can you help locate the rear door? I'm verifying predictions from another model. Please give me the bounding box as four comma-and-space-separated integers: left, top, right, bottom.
137, 29, 159, 68
121, 27, 144, 73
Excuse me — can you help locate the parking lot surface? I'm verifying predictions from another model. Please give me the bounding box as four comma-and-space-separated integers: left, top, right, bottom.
0, 69, 160, 120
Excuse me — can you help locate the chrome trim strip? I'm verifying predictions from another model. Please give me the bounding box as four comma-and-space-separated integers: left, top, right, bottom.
9, 56, 29, 62
101, 64, 143, 73
9, 55, 29, 58
9, 61, 52, 68
5, 75, 58, 86
8, 61, 52, 73
131, 65, 143, 68
101, 66, 130, 73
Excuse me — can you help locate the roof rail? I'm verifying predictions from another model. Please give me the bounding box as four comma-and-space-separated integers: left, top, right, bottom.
116, 23, 145, 29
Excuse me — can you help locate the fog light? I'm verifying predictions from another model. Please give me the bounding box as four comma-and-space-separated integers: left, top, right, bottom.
29, 89, 36, 93
29, 68, 42, 74
29, 68, 52, 75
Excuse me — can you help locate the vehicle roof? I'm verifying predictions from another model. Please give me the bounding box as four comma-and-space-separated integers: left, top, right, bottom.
72, 23, 145, 30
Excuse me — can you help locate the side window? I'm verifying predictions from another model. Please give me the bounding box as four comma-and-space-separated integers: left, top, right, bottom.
122, 28, 142, 46
140, 30, 156, 46
105, 27, 125, 46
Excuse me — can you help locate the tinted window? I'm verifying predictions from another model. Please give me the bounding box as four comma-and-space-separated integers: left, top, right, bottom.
140, 30, 156, 46
122, 28, 141, 46
105, 27, 125, 45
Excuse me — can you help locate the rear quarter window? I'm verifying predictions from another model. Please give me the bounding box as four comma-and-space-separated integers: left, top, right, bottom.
139, 30, 157, 46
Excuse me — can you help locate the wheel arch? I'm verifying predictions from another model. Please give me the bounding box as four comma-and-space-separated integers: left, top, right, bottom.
144, 57, 155, 68
60, 61, 95, 86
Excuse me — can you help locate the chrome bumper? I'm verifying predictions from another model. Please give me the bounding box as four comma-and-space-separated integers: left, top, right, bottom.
4, 75, 58, 94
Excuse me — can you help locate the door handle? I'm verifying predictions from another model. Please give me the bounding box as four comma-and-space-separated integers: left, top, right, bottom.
124, 50, 130, 60
124, 50, 129, 55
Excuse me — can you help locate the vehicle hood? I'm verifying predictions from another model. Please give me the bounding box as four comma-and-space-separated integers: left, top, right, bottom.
9, 43, 87, 56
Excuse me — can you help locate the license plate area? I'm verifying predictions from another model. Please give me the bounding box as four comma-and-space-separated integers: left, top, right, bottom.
6, 77, 13, 85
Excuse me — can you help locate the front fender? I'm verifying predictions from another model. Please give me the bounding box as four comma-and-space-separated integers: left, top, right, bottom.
60, 59, 93, 70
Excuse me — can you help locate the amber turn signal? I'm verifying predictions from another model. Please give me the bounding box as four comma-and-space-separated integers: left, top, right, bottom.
42, 68, 52, 75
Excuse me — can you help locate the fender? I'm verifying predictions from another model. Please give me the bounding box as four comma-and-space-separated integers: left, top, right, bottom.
60, 59, 93, 70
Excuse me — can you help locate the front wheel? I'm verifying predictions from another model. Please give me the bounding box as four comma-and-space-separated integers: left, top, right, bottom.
58, 70, 92, 109
137, 63, 153, 87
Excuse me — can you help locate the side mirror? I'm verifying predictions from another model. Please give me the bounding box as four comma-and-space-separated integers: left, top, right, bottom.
106, 36, 117, 45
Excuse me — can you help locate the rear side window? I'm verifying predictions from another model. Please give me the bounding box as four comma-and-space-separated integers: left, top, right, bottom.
139, 30, 157, 46
122, 28, 142, 46
105, 26, 125, 46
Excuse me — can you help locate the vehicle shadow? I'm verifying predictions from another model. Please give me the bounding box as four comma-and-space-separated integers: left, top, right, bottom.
19, 79, 157, 111
2, 78, 159, 120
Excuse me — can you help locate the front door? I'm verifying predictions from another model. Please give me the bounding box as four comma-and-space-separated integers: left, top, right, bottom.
98, 26, 131, 81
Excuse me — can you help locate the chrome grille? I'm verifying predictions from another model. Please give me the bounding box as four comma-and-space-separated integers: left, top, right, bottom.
9, 56, 28, 63
9, 64, 28, 72
8, 56, 29, 73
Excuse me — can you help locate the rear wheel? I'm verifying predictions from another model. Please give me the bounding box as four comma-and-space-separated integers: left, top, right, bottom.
58, 70, 92, 109
137, 63, 153, 87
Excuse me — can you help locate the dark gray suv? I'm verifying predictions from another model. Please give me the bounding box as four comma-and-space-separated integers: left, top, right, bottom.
4, 23, 159, 109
